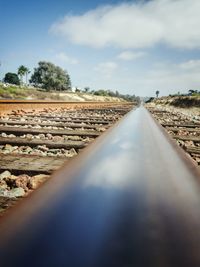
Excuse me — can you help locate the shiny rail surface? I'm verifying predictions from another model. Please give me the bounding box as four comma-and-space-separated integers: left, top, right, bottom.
0, 106, 200, 266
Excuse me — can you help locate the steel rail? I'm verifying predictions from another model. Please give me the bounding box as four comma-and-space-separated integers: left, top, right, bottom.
0, 106, 200, 267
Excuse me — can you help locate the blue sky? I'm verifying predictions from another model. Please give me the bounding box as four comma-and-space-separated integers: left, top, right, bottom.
1, 0, 200, 96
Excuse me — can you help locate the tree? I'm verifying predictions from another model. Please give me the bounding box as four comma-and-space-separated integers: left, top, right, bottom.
30, 61, 71, 91
25, 68, 31, 85
115, 90, 119, 97
18, 65, 27, 85
156, 90, 160, 97
4, 73, 20, 85
75, 87, 80, 93
188, 89, 198, 96
94, 89, 109, 96
84, 87, 90, 93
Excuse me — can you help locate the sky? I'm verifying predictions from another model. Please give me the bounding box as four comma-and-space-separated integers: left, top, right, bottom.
1, 0, 200, 97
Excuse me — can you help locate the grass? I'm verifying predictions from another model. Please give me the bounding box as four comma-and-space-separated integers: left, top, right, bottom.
171, 96, 200, 108
0, 83, 126, 102
0, 85, 28, 99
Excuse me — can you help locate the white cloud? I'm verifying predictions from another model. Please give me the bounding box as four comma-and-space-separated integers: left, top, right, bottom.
95, 61, 118, 78
179, 59, 200, 70
50, 0, 200, 49
88, 58, 200, 96
117, 51, 146, 61
55, 52, 79, 65
135, 59, 200, 95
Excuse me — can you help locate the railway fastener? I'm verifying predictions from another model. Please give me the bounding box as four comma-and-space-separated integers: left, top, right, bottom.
0, 106, 200, 266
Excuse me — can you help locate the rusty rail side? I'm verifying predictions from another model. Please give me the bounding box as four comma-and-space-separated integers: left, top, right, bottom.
0, 106, 200, 266
0, 100, 134, 115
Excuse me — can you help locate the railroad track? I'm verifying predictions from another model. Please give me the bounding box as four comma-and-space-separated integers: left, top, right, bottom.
0, 106, 200, 267
148, 107, 200, 166
0, 100, 134, 213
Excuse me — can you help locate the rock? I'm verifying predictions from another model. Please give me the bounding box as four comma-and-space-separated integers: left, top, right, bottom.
53, 136, 62, 142
1, 133, 7, 138
26, 134, 33, 139
4, 144, 13, 153
7, 187, 25, 198
49, 149, 59, 154
12, 150, 19, 155
28, 175, 49, 190
38, 134, 45, 139
5, 175, 17, 188
8, 134, 16, 138
34, 125, 41, 129
97, 127, 106, 132
0, 187, 25, 198
12, 146, 19, 151
0, 171, 11, 180
0, 179, 8, 189
26, 146, 33, 153
37, 145, 49, 152
83, 137, 91, 142
15, 175, 30, 192
65, 148, 77, 157
195, 157, 200, 164
10, 175, 17, 180
46, 152, 55, 157
68, 136, 82, 141
185, 141, 195, 147
0, 188, 8, 197
46, 133, 52, 140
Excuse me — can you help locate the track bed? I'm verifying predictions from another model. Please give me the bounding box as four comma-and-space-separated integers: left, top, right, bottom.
0, 101, 133, 214
148, 106, 200, 165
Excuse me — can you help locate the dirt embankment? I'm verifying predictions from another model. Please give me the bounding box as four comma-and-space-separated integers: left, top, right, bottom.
146, 96, 200, 120
0, 85, 125, 102
148, 96, 200, 108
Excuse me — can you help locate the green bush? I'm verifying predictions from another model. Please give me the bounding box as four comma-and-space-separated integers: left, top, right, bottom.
4, 73, 20, 85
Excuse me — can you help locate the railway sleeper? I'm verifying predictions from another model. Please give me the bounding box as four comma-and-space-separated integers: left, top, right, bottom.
6, 117, 111, 125
0, 120, 107, 130
22, 114, 116, 121
172, 135, 200, 143
0, 154, 68, 175
162, 122, 200, 128
0, 126, 100, 137
0, 137, 87, 150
